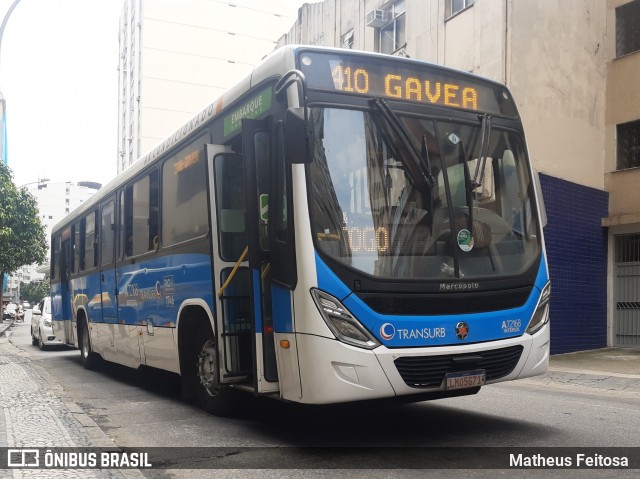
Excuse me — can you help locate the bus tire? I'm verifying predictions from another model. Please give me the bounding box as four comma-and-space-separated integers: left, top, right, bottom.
79, 320, 100, 370
194, 324, 237, 416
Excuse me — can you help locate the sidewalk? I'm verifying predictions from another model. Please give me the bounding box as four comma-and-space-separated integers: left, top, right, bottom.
532, 346, 640, 395
0, 324, 146, 479
550, 347, 640, 377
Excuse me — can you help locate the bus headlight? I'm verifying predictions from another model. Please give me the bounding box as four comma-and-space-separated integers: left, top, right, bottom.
526, 281, 551, 335
311, 289, 380, 350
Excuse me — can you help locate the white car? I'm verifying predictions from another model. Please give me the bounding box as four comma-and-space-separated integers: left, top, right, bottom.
31, 297, 63, 350
3, 303, 18, 320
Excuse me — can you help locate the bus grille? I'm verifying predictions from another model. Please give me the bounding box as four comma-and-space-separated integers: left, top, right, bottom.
357, 287, 532, 315
394, 345, 524, 388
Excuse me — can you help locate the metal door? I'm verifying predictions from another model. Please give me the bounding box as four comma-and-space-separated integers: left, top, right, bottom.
614, 234, 640, 348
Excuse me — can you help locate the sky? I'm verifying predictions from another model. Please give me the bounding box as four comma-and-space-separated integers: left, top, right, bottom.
0, 0, 306, 189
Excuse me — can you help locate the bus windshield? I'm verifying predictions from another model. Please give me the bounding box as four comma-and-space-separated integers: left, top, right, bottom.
309, 106, 540, 280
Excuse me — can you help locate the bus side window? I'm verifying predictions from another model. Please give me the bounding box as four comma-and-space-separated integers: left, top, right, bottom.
162, 133, 208, 246
61, 237, 72, 281
82, 211, 97, 270
101, 200, 116, 266
124, 170, 158, 257
214, 154, 247, 262
119, 190, 126, 259
69, 225, 75, 274
72, 223, 81, 274
149, 170, 159, 251
51, 235, 61, 280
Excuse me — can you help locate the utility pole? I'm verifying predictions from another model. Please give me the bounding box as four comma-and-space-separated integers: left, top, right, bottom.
0, 0, 23, 165
0, 0, 22, 68
1, 90, 6, 165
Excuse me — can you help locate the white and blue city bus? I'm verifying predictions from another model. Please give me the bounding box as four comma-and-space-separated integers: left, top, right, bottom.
50, 45, 550, 415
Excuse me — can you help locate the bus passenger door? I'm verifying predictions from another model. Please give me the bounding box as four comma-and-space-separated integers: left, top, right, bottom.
60, 231, 74, 344
206, 144, 253, 386
241, 118, 279, 394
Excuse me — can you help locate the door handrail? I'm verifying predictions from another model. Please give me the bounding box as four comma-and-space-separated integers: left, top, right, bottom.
217, 246, 249, 298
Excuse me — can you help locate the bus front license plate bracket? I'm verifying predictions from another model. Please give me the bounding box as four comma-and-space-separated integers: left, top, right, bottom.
445, 370, 486, 390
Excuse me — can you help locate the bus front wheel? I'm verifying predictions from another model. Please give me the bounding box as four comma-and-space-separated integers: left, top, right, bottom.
194, 326, 237, 416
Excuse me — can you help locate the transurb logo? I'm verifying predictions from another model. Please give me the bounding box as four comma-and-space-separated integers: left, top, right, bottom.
380, 323, 396, 340
455, 321, 469, 340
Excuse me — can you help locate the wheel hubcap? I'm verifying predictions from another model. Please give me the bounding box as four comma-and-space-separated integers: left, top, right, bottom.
197, 339, 220, 396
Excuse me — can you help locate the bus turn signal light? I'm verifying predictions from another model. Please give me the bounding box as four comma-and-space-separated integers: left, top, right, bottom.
280, 340, 290, 349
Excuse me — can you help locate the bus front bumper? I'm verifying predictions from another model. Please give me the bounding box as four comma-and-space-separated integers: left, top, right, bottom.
293, 324, 549, 404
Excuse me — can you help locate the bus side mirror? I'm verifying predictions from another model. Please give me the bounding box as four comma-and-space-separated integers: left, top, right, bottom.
284, 108, 312, 164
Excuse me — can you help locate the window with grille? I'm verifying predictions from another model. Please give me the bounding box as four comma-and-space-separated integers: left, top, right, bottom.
377, 1, 406, 54
617, 119, 640, 170
616, 0, 640, 57
615, 234, 640, 263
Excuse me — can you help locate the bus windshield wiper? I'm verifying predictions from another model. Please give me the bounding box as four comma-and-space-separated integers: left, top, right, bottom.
455, 137, 476, 236
369, 98, 434, 190
470, 113, 492, 190
421, 134, 436, 186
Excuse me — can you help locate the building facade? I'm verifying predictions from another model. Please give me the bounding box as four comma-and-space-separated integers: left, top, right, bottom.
277, 0, 640, 352
604, 0, 640, 349
117, 0, 300, 174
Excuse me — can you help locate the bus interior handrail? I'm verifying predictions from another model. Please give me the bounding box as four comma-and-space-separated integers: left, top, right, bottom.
217, 246, 249, 298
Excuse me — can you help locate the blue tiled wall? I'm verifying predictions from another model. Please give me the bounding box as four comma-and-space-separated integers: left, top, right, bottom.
539, 174, 608, 354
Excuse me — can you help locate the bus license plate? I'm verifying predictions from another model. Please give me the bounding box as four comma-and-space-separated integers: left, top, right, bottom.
445, 370, 486, 390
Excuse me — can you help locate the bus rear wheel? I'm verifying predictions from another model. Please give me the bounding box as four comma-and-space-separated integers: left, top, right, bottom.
194, 326, 237, 416
80, 320, 100, 370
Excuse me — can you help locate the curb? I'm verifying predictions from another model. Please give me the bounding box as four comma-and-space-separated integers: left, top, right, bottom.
548, 365, 640, 380
0, 320, 14, 337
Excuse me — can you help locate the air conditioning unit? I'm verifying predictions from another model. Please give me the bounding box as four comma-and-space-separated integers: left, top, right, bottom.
366, 9, 391, 28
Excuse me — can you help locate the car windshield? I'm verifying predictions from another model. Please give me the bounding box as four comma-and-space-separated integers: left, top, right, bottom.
43, 299, 51, 314
308, 107, 540, 280
6, 304, 17, 311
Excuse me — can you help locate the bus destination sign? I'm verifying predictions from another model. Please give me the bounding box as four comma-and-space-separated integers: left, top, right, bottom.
298, 51, 517, 117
